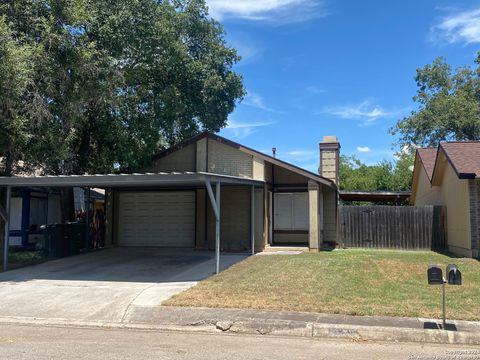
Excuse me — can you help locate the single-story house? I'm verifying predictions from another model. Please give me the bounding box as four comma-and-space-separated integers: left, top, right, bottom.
411, 141, 480, 258
1, 132, 340, 271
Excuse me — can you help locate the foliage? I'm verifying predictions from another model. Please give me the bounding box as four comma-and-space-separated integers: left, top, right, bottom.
339, 152, 414, 192
0, 0, 244, 175
391, 55, 480, 148
0, 15, 37, 176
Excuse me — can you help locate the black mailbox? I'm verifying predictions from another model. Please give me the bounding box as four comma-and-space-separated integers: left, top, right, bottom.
446, 264, 462, 285
427, 265, 444, 285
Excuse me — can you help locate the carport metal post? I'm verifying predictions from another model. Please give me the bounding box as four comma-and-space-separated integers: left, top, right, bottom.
215, 182, 221, 274
205, 179, 221, 274
250, 185, 255, 255
3, 186, 11, 271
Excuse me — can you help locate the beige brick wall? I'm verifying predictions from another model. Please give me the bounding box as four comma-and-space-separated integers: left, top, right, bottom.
468, 179, 480, 258
151, 143, 196, 172
206, 186, 264, 251
321, 150, 337, 184
207, 139, 253, 178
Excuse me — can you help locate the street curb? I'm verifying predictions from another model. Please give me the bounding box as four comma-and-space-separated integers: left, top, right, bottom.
0, 316, 478, 345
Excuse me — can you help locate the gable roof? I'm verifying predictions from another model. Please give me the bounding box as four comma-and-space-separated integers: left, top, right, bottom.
152, 132, 336, 189
437, 141, 480, 179
416, 147, 437, 181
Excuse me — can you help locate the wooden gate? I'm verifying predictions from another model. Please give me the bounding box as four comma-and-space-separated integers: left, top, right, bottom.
338, 205, 446, 250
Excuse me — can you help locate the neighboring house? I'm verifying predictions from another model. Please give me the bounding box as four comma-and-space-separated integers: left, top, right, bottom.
411, 141, 480, 258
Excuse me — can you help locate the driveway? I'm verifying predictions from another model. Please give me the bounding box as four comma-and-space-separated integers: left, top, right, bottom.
0, 248, 247, 323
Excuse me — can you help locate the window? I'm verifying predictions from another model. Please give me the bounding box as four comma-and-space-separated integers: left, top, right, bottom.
274, 193, 308, 231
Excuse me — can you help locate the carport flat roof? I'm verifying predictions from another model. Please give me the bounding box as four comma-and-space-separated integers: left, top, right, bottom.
0, 172, 265, 188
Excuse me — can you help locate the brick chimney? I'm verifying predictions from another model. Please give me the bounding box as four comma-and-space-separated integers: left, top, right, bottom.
319, 136, 340, 185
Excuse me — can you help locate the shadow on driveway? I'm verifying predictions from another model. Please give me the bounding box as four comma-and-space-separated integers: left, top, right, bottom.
0, 248, 247, 322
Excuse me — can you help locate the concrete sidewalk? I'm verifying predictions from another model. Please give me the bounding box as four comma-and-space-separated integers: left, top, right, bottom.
1, 306, 479, 346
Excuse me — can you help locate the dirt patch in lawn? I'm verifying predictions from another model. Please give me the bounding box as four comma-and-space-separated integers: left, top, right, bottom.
164, 249, 480, 321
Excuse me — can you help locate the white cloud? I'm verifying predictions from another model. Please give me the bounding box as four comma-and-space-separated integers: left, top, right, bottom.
283, 150, 317, 161
227, 34, 263, 66
206, 0, 328, 24
356, 146, 371, 153
225, 119, 275, 139
431, 8, 480, 45
322, 100, 403, 126
306, 85, 327, 94
243, 91, 277, 112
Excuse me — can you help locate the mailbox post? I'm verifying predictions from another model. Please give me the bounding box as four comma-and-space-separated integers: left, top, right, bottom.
427, 264, 462, 330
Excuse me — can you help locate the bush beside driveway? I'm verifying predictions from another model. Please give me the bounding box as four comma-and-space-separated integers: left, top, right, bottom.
164, 249, 480, 321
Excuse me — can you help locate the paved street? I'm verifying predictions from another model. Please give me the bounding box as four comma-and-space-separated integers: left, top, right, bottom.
0, 324, 478, 360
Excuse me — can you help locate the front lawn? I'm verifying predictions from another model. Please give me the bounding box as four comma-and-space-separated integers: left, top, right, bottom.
164, 250, 480, 321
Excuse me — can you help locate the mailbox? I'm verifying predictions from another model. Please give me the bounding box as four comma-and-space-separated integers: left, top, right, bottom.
446, 264, 462, 285
427, 265, 444, 285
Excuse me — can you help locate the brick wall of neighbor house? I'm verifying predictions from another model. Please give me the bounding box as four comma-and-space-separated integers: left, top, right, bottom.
322, 186, 337, 244
152, 143, 196, 172
207, 139, 253, 178
468, 179, 480, 258
205, 186, 264, 252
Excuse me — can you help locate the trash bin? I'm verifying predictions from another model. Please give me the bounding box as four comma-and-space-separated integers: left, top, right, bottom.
43, 224, 66, 258
64, 222, 84, 256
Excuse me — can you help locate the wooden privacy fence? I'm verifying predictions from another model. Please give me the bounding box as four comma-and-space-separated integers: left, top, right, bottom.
338, 205, 446, 250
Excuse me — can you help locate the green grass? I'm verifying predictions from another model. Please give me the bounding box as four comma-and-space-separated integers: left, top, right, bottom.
7, 249, 49, 270
165, 249, 480, 321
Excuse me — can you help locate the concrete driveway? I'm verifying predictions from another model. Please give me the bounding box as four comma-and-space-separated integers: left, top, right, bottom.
0, 248, 247, 323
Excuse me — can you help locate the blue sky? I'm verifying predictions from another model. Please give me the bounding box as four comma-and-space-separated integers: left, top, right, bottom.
207, 0, 480, 172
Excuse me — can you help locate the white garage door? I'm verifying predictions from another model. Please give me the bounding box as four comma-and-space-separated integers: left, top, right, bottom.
118, 191, 195, 247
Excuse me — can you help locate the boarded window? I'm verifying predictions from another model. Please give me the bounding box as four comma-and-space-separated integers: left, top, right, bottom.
274, 193, 308, 231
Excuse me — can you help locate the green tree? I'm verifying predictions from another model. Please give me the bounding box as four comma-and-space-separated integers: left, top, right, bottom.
0, 15, 37, 176
391, 55, 480, 148
339, 154, 413, 192
0, 0, 244, 175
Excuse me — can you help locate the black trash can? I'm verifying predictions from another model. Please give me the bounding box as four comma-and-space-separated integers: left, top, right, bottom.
64, 222, 84, 256
43, 224, 66, 258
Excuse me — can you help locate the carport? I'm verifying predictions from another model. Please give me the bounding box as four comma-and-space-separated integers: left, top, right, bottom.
0, 172, 264, 273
